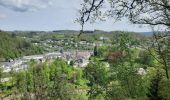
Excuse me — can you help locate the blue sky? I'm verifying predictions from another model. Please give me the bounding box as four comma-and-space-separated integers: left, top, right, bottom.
0, 0, 151, 32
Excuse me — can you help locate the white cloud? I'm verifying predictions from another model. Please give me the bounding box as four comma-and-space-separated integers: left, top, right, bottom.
0, 0, 53, 12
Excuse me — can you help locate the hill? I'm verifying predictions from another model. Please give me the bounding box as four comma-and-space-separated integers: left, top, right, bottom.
0, 31, 44, 61
138, 32, 153, 36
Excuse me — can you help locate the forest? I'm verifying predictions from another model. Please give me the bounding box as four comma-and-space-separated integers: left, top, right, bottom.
0, 31, 44, 61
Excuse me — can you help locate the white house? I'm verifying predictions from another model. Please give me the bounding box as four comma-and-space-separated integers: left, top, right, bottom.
45, 52, 62, 59
23, 55, 45, 63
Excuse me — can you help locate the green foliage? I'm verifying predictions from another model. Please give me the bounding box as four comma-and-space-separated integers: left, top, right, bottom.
97, 45, 109, 58
84, 60, 109, 99
147, 70, 163, 100
137, 50, 157, 68
159, 78, 170, 100
0, 31, 44, 60
15, 71, 27, 93
9, 58, 88, 99
93, 45, 98, 56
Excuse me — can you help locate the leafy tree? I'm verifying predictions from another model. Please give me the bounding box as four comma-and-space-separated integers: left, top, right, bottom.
107, 33, 148, 99
0, 68, 3, 90
84, 60, 109, 99
78, 0, 170, 80
152, 33, 170, 79
93, 45, 98, 56
137, 50, 156, 68
48, 59, 85, 100
97, 46, 108, 58
15, 71, 27, 98
147, 70, 163, 100
32, 64, 49, 99
0, 31, 44, 60
78, 0, 170, 30
159, 77, 170, 100
69, 60, 74, 66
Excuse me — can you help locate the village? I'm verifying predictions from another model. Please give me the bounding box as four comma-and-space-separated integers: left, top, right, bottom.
0, 34, 112, 83
0, 33, 147, 83
0, 50, 93, 73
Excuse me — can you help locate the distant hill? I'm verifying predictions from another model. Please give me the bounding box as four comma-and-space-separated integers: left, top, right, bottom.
9, 30, 154, 36
53, 30, 153, 36
0, 31, 44, 60
52, 30, 80, 34
137, 32, 153, 36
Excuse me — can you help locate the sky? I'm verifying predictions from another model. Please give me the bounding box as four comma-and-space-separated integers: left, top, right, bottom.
0, 0, 151, 32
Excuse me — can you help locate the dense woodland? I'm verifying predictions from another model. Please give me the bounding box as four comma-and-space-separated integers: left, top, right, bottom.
0, 31, 44, 61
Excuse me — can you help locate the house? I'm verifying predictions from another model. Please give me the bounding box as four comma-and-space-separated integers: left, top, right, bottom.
74, 58, 89, 68
1, 77, 12, 83
1, 60, 26, 72
79, 41, 87, 45
75, 51, 91, 60
45, 52, 62, 59
23, 55, 45, 63
73, 51, 91, 67
99, 36, 109, 41
62, 51, 74, 61
2, 60, 22, 68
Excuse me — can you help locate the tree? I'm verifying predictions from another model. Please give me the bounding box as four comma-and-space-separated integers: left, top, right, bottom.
32, 64, 49, 100
93, 45, 98, 56
70, 60, 74, 66
147, 70, 163, 100
84, 60, 109, 99
110, 33, 148, 99
78, 0, 170, 80
78, 0, 170, 30
148, 32, 170, 79
137, 50, 156, 68
0, 68, 3, 91
48, 59, 78, 99
98, 45, 108, 58
15, 71, 27, 99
